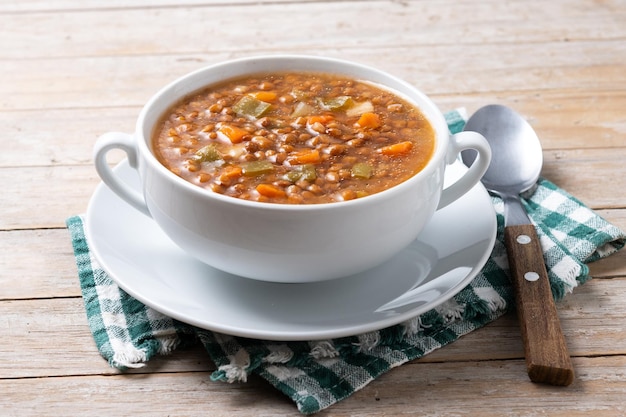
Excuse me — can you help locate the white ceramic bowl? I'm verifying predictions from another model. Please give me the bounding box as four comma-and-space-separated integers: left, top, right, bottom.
94, 55, 491, 282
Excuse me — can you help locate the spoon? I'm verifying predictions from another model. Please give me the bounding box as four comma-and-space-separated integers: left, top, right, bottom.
462, 104, 574, 386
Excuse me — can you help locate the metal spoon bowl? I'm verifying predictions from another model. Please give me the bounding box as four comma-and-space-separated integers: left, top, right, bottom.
463, 105, 541, 198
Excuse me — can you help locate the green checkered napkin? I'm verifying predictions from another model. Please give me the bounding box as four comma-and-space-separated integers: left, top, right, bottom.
67, 110, 625, 415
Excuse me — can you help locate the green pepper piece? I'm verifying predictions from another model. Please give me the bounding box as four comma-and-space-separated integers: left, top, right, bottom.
318, 96, 353, 111
284, 164, 317, 183
351, 162, 373, 179
284, 170, 302, 183
194, 144, 222, 162
242, 160, 274, 176
299, 164, 317, 181
233, 95, 272, 118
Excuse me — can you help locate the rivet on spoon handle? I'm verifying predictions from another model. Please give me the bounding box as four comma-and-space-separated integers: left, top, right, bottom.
504, 223, 575, 386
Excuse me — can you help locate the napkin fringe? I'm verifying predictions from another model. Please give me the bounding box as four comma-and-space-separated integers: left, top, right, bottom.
434, 298, 466, 323
473, 287, 507, 312
111, 352, 148, 369
401, 315, 433, 337
354, 332, 381, 352
309, 341, 340, 359
213, 348, 251, 383
157, 335, 182, 354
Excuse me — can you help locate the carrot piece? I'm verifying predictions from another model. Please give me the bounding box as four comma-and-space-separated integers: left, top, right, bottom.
218, 124, 249, 143
288, 149, 321, 165
251, 91, 277, 102
356, 112, 381, 129
256, 183, 286, 199
307, 114, 335, 125
379, 141, 414, 156
218, 165, 243, 185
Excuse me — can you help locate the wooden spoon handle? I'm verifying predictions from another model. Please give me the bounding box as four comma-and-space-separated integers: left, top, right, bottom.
504, 223, 575, 386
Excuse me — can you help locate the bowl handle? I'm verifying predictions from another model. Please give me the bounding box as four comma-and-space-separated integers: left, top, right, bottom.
438, 131, 491, 209
93, 132, 151, 217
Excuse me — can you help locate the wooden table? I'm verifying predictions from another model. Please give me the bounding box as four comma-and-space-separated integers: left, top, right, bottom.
2, 1, 625, 415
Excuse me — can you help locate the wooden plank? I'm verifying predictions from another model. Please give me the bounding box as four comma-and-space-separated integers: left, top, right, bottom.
0, 165, 99, 230
3, 92, 626, 169
1, 208, 624, 298
434, 91, 626, 151
0, 229, 80, 300
2, 0, 625, 59
1, 356, 625, 416
542, 147, 626, 209
345, 356, 626, 417
2, 40, 625, 111
0, 297, 216, 378
2, 278, 624, 379
0, 0, 333, 13
2, 146, 626, 230
2, 206, 623, 300
0, 106, 137, 167
1, 372, 296, 417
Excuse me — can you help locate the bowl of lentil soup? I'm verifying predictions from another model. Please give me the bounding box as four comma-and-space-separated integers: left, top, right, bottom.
94, 55, 491, 283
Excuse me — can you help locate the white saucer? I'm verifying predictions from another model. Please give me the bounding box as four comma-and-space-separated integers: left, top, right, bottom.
85, 160, 496, 341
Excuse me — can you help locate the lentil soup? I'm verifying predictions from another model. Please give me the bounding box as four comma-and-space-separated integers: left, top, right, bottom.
152, 72, 436, 204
